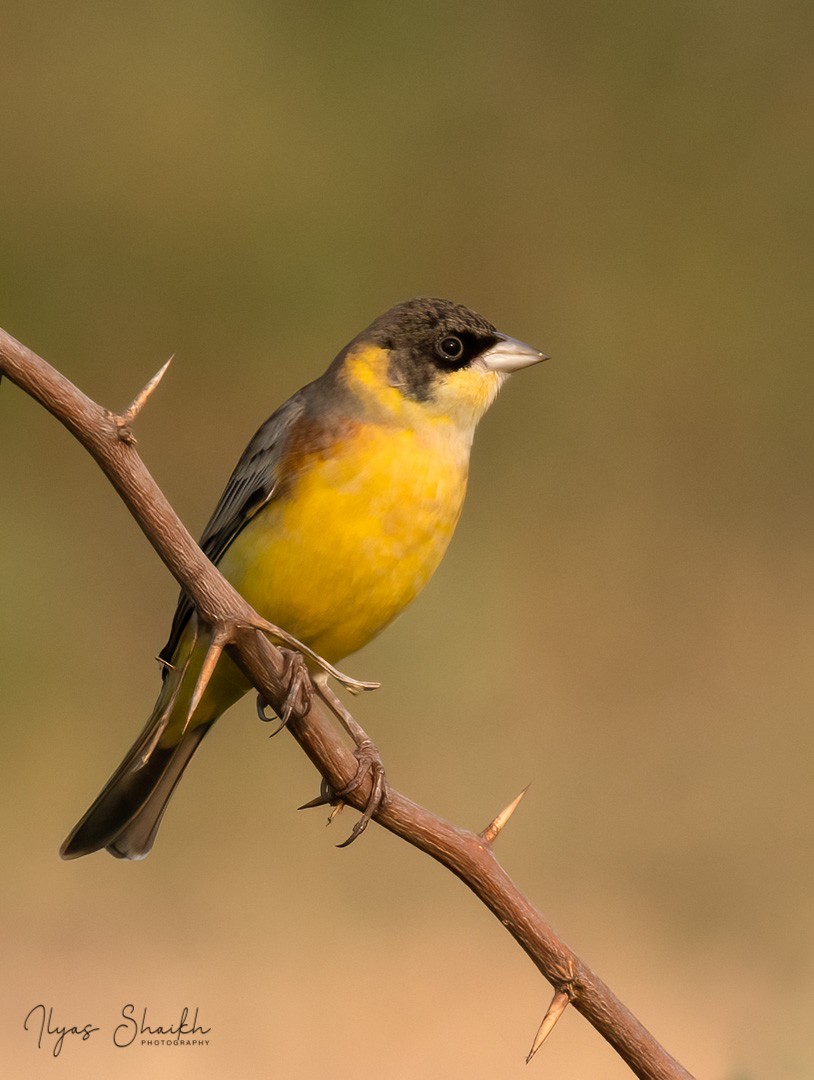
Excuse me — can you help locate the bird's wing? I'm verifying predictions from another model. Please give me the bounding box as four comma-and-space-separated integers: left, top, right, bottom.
158, 389, 308, 670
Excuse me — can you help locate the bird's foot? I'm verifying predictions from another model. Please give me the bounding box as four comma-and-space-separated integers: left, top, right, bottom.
256, 648, 313, 736
298, 679, 388, 846
332, 736, 387, 847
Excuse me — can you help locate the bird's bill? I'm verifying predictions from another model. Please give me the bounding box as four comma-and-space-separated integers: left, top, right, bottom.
481, 334, 549, 373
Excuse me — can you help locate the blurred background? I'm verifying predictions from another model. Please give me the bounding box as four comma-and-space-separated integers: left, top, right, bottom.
2, 1, 813, 1077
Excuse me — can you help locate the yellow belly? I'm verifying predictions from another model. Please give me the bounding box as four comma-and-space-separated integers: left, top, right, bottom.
216, 421, 470, 663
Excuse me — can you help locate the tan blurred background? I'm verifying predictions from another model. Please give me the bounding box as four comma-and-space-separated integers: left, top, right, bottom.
2, 2, 813, 1077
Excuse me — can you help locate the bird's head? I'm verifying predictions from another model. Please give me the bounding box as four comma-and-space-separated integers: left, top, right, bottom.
333, 297, 547, 434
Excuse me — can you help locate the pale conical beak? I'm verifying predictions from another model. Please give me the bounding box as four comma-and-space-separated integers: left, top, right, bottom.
481, 334, 549, 373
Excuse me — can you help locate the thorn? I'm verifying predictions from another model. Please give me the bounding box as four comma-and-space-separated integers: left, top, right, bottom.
526, 991, 569, 1064
116, 355, 174, 440
298, 793, 334, 810
137, 624, 198, 766
298, 778, 338, 812
181, 625, 229, 737
297, 793, 345, 830
480, 783, 530, 844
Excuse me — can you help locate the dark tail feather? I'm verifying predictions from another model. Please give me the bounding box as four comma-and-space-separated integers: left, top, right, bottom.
60, 720, 212, 861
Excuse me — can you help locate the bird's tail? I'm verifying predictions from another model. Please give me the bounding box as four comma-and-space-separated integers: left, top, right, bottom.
60, 627, 248, 861
59, 701, 214, 861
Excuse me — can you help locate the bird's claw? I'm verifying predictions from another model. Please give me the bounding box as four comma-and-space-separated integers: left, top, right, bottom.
256, 648, 313, 736
298, 739, 386, 847
333, 739, 387, 847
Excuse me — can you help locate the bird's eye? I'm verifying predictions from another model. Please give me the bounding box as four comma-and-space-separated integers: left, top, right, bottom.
436, 335, 465, 362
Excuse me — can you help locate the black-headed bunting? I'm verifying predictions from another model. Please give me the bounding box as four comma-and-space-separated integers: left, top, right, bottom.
60, 297, 546, 860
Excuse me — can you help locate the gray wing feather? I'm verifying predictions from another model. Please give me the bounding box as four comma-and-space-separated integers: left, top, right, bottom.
158, 390, 307, 668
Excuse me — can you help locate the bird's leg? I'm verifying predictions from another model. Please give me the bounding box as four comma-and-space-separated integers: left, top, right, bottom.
306, 672, 387, 847
257, 654, 386, 844
256, 648, 313, 737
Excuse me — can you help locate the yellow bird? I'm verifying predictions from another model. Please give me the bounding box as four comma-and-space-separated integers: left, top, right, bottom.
60, 298, 545, 860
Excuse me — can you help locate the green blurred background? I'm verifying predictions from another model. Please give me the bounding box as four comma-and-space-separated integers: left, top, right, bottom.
2, 1, 813, 1077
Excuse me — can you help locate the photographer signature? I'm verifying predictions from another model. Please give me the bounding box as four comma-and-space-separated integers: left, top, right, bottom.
23, 1003, 211, 1056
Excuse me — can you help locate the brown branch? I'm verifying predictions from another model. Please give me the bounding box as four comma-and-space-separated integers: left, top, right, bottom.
0, 326, 695, 1080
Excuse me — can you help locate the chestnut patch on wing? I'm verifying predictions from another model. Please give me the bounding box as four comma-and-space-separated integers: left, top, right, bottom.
275, 408, 361, 495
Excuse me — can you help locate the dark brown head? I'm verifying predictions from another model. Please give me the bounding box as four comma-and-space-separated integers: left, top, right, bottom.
332, 297, 546, 428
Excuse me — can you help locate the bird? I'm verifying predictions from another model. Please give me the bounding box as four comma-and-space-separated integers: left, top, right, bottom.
60, 297, 546, 860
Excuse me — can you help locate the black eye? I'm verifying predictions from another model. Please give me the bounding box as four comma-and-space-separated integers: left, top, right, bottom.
436, 335, 464, 362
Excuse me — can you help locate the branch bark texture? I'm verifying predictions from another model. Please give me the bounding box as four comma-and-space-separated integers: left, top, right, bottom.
0, 326, 695, 1080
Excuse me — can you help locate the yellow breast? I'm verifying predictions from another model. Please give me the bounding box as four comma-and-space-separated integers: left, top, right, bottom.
216, 419, 471, 662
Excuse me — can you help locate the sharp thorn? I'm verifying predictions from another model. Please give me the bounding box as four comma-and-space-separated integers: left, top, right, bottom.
480, 783, 531, 844
298, 793, 334, 810
120, 355, 174, 426
157, 617, 200, 747
526, 991, 569, 1064
182, 626, 227, 736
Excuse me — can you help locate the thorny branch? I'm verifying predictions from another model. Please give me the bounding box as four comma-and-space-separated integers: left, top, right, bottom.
0, 326, 695, 1080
